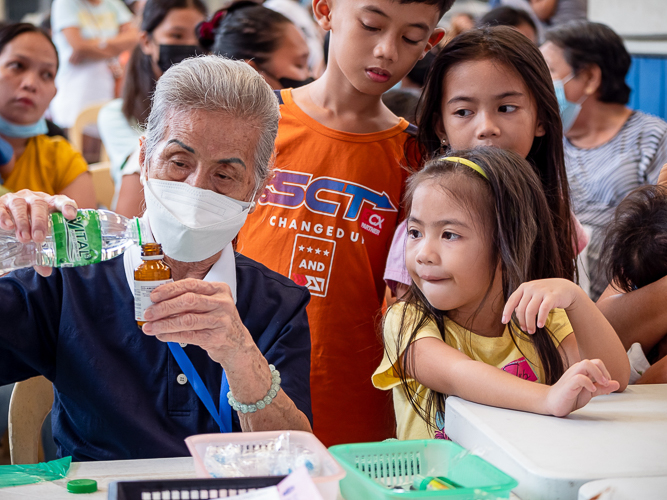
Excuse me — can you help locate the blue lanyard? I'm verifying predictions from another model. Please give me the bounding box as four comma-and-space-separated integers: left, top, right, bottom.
168, 342, 232, 433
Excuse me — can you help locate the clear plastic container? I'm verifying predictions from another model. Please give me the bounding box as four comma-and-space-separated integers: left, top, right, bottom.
328, 439, 518, 499
185, 431, 345, 500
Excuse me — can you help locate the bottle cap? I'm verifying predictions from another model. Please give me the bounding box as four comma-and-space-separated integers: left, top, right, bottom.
141, 243, 164, 260
67, 479, 98, 493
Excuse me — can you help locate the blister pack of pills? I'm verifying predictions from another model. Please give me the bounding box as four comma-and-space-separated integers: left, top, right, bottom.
203, 433, 321, 478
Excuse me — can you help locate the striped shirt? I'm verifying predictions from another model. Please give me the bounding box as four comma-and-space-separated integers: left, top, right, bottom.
565, 111, 667, 299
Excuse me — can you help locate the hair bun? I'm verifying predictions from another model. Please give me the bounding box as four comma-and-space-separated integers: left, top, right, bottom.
197, 9, 227, 48
197, 2, 260, 49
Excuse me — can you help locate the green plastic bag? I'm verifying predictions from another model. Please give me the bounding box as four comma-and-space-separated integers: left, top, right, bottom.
0, 456, 71, 488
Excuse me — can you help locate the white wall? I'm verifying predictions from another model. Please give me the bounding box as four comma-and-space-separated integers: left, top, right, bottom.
589, 0, 667, 55
589, 0, 667, 37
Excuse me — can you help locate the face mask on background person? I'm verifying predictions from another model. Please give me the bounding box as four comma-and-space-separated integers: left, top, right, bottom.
260, 66, 314, 89
553, 74, 588, 133
0, 114, 47, 138
157, 45, 202, 73
142, 177, 255, 262
276, 76, 315, 89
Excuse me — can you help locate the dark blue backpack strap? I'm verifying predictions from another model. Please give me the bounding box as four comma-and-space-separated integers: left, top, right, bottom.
405, 123, 418, 137
274, 89, 284, 105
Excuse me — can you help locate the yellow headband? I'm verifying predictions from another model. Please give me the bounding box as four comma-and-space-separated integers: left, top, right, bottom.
442, 156, 488, 180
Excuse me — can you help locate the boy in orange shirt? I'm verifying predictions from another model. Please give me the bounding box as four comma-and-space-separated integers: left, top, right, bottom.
237, 0, 449, 446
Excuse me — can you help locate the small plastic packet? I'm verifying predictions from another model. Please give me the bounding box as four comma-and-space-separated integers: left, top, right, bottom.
0, 456, 71, 488
204, 433, 321, 479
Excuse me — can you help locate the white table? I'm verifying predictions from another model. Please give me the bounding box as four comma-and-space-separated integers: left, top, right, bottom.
0, 455, 523, 500
0, 457, 196, 499
445, 384, 667, 500
578, 476, 667, 500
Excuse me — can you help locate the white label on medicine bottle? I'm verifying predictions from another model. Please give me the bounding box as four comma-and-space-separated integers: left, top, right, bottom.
134, 279, 173, 321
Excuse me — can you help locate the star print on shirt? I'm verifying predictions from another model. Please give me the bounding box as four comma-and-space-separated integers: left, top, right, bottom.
289, 235, 337, 298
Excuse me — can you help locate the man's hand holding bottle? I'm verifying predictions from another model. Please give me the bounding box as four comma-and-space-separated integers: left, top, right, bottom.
0, 190, 79, 276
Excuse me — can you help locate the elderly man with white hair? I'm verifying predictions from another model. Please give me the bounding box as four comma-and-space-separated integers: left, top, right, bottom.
0, 56, 312, 461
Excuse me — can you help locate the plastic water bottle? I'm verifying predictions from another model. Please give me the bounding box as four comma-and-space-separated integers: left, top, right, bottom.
0, 209, 149, 274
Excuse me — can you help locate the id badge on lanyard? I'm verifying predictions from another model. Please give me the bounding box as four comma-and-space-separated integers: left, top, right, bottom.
168, 342, 232, 433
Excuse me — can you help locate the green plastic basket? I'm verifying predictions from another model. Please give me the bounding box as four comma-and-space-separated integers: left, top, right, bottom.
329, 440, 518, 499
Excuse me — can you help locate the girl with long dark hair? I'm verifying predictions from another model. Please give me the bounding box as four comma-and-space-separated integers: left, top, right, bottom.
373, 148, 629, 439
384, 26, 584, 297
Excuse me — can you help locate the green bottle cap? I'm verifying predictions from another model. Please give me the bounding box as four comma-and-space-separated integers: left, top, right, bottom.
67, 479, 98, 494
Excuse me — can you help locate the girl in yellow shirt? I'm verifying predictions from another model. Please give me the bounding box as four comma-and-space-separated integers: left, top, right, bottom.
373, 148, 630, 440
0, 23, 95, 208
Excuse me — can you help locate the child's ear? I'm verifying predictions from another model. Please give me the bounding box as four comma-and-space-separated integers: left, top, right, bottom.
534, 120, 546, 138
421, 28, 445, 58
313, 0, 333, 31
434, 117, 448, 146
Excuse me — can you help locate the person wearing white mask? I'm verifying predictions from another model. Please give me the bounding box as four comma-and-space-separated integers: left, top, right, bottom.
541, 21, 667, 300
0, 56, 312, 461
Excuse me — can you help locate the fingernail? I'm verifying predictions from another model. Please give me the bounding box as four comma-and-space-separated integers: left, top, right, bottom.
143, 322, 152, 333
33, 230, 44, 242
21, 230, 30, 240
501, 315, 507, 324
144, 309, 153, 320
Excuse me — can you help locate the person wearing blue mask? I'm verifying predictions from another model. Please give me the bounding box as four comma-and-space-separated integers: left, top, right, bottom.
98, 0, 208, 219
0, 23, 96, 208
541, 20, 667, 301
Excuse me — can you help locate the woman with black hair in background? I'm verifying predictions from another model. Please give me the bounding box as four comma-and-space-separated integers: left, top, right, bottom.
98, 0, 206, 218
203, 2, 311, 91
541, 21, 667, 300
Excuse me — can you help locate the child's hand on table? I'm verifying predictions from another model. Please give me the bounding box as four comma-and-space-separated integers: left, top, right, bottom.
545, 359, 619, 416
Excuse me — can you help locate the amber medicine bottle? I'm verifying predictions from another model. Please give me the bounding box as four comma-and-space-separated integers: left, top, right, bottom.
134, 243, 172, 326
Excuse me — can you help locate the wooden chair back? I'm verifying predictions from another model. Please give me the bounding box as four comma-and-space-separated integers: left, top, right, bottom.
70, 102, 110, 162
8, 376, 53, 464
89, 161, 115, 209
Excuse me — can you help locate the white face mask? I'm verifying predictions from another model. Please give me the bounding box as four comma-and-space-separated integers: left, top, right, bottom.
143, 178, 254, 262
